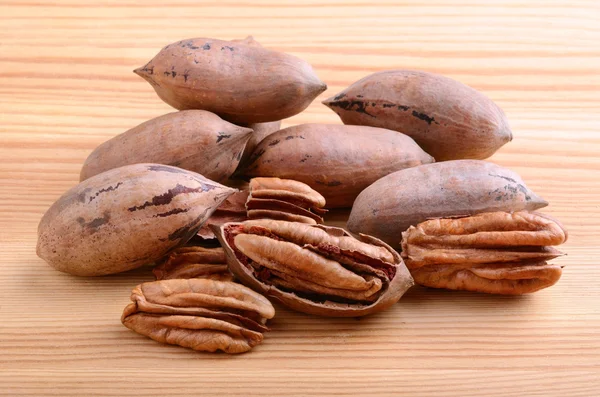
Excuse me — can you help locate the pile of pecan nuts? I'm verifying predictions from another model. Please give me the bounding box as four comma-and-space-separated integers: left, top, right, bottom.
36, 36, 567, 354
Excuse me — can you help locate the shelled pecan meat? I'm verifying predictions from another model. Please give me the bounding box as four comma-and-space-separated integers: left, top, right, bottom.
121, 279, 275, 353
246, 177, 327, 224
401, 211, 568, 294
153, 246, 232, 281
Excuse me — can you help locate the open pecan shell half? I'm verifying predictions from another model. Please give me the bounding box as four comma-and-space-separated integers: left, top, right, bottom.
212, 219, 413, 317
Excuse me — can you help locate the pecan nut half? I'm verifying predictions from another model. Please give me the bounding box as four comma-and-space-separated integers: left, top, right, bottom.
401, 211, 568, 294
246, 177, 327, 224
153, 246, 232, 281
212, 219, 414, 317
121, 279, 275, 353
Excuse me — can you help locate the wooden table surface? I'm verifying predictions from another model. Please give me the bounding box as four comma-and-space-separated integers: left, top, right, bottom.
1, 0, 599, 395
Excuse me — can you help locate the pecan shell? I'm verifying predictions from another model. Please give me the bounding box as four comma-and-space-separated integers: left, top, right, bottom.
134, 38, 326, 124
212, 219, 414, 317
246, 177, 327, 224
238, 123, 434, 208
79, 110, 252, 183
348, 160, 548, 249
323, 70, 512, 161
197, 190, 250, 240
153, 246, 232, 281
401, 211, 568, 294
37, 163, 235, 276
121, 279, 275, 353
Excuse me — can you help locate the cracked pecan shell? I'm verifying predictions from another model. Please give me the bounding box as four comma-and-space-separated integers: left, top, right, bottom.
121, 279, 275, 354
212, 219, 414, 317
401, 211, 568, 294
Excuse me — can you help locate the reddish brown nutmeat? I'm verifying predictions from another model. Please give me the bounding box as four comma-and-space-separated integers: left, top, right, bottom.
134, 37, 327, 124
213, 219, 414, 317
401, 211, 568, 294
323, 70, 512, 161
37, 164, 235, 276
121, 279, 275, 353
348, 160, 548, 249
153, 246, 232, 281
80, 110, 252, 183
238, 123, 434, 208
246, 177, 327, 224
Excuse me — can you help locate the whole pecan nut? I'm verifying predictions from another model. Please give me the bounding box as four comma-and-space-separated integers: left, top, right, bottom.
212, 219, 414, 317
401, 211, 568, 294
246, 177, 327, 224
121, 279, 275, 353
153, 246, 232, 281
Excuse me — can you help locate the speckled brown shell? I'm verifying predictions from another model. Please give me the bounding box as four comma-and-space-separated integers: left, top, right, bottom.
347, 160, 548, 249
212, 221, 414, 317
237, 123, 434, 208
80, 110, 252, 183
37, 164, 235, 276
134, 37, 327, 124
323, 70, 512, 161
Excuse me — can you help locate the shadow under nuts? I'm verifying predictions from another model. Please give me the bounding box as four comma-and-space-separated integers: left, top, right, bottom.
37, 164, 235, 276
212, 219, 414, 317
122, 279, 275, 353
134, 37, 327, 124
323, 70, 512, 161
238, 123, 434, 208
401, 211, 568, 294
80, 110, 252, 184
348, 160, 548, 249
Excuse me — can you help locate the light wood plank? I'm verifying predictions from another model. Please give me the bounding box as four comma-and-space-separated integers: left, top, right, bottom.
1, 0, 599, 395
